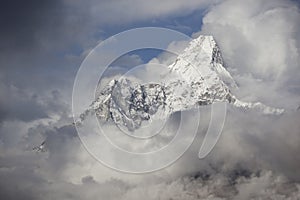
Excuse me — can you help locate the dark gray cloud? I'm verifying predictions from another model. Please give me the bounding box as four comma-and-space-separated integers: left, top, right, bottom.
0, 0, 96, 55
0, 1, 60, 51
0, 1, 84, 126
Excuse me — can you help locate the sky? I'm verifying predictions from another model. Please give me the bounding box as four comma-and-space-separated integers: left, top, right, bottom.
0, 0, 300, 199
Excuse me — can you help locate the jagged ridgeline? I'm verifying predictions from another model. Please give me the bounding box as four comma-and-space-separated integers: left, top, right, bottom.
76, 35, 283, 131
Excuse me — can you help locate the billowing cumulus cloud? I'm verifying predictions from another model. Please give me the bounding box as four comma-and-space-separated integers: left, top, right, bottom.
200, 0, 300, 77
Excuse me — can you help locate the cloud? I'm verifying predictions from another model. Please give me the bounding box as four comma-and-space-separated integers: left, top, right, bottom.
198, 0, 300, 81
64, 0, 215, 25
0, 0, 300, 199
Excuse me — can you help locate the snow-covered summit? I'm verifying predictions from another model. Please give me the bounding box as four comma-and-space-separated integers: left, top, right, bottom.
76, 35, 284, 130
169, 35, 237, 88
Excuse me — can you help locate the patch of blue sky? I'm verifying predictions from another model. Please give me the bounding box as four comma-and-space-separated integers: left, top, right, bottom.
96, 8, 206, 72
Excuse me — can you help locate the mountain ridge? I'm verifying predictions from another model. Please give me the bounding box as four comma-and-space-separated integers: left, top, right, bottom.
76, 35, 284, 130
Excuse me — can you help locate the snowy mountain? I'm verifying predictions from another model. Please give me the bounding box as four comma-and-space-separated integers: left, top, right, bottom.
76, 35, 284, 130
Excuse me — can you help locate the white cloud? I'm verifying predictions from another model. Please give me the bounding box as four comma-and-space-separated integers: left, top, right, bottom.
199, 0, 300, 81
64, 0, 216, 25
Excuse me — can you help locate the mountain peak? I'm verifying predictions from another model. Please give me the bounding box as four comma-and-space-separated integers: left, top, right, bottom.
76, 35, 284, 130
169, 35, 237, 88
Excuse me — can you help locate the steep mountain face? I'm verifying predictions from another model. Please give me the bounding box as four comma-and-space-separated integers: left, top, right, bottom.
168, 35, 237, 88
77, 35, 284, 130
